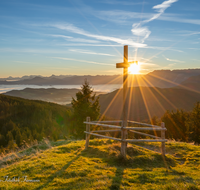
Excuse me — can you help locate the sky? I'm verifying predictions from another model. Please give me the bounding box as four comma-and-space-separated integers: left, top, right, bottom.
0, 0, 200, 77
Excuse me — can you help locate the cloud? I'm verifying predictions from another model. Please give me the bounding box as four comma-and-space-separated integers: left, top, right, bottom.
69, 49, 114, 56
146, 46, 183, 53
67, 38, 100, 43
57, 43, 122, 47
50, 34, 73, 39
187, 48, 200, 50
51, 23, 146, 47
94, 10, 154, 24
159, 16, 200, 25
94, 9, 200, 26
99, 0, 148, 6
192, 59, 200, 61
50, 34, 100, 43
0, 48, 69, 54
168, 63, 176, 67
181, 32, 200, 36
43, 67, 69, 70
163, 55, 184, 63
153, 0, 178, 14
170, 30, 200, 37
131, 26, 151, 42
139, 62, 158, 67
51, 57, 114, 66
131, 0, 178, 42
13, 61, 35, 64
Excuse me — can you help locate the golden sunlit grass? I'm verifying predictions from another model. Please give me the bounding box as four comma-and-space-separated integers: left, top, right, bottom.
0, 139, 200, 189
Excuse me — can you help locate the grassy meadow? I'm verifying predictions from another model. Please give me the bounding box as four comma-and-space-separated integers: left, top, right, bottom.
0, 139, 200, 190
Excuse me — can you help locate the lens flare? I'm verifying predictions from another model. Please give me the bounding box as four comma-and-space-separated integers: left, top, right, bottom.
128, 63, 140, 74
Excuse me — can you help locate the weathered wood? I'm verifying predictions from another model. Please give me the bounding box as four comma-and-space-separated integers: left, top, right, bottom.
92, 129, 121, 133
116, 61, 138, 68
85, 117, 90, 149
116, 45, 140, 158
128, 120, 161, 128
124, 127, 167, 131
124, 139, 167, 142
116, 62, 130, 68
161, 122, 166, 156
84, 131, 121, 141
121, 121, 127, 157
129, 130, 161, 139
91, 120, 122, 123
121, 45, 129, 158
84, 122, 121, 129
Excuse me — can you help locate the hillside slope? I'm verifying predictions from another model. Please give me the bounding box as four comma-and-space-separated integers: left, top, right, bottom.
0, 94, 70, 149
3, 88, 104, 105
0, 139, 199, 189
99, 87, 200, 121
3, 88, 80, 104
176, 74, 200, 92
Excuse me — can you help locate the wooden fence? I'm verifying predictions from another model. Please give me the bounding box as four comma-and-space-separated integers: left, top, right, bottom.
84, 117, 167, 157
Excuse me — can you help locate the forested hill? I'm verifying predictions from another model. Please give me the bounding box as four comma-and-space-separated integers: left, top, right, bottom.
0, 94, 70, 151
98, 87, 200, 121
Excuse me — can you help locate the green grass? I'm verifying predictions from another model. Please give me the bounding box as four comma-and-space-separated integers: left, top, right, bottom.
0, 139, 200, 190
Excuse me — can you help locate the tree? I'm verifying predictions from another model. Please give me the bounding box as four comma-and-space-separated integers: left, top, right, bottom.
7, 131, 15, 150
161, 109, 189, 141
71, 79, 100, 138
186, 102, 200, 145
15, 129, 22, 147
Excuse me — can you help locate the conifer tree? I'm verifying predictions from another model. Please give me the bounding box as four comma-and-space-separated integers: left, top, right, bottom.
71, 79, 100, 138
7, 131, 15, 150
186, 102, 200, 145
15, 129, 22, 147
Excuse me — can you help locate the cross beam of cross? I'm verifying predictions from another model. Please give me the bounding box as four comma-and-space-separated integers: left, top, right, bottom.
116, 45, 138, 68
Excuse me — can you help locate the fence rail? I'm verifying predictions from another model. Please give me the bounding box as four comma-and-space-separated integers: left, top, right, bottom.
92, 129, 121, 133
129, 130, 161, 139
123, 127, 166, 131
84, 122, 121, 129
84, 131, 121, 141
84, 117, 167, 157
91, 120, 122, 123
128, 120, 161, 128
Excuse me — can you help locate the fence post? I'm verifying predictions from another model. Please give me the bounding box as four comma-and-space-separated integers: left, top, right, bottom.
121, 120, 127, 158
85, 117, 90, 149
161, 122, 165, 156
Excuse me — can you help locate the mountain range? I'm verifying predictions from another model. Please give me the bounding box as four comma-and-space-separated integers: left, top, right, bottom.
1, 69, 200, 87
2, 69, 200, 121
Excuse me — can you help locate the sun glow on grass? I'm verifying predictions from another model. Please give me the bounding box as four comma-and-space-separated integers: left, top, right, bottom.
128, 63, 140, 74
0, 139, 200, 189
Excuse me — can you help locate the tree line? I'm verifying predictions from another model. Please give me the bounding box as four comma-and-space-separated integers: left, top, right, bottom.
161, 102, 200, 145
0, 94, 71, 153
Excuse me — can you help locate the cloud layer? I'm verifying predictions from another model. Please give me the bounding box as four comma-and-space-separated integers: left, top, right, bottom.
51, 23, 146, 48
131, 0, 178, 43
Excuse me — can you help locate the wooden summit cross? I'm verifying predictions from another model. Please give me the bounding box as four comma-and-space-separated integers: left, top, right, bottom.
116, 45, 138, 157
84, 46, 166, 158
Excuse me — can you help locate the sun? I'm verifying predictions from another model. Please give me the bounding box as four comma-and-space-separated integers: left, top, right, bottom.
128, 63, 140, 74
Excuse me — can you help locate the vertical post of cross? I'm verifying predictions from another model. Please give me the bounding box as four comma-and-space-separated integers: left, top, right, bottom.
116, 45, 138, 158
121, 45, 128, 157
85, 117, 90, 149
